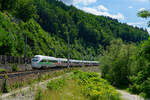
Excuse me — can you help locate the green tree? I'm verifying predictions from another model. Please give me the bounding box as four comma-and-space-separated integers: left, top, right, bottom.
100, 39, 136, 87
138, 9, 150, 26
0, 0, 17, 11
16, 0, 37, 22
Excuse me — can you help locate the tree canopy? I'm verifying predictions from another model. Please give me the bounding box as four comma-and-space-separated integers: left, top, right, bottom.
0, 0, 149, 60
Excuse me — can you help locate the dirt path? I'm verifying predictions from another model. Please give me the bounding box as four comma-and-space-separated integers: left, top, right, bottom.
117, 90, 145, 100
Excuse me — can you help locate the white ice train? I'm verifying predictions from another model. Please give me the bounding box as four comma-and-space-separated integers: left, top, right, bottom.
31, 55, 99, 69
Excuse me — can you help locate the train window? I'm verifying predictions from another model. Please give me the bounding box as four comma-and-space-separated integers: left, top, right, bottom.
61, 61, 65, 63
48, 60, 57, 63
32, 57, 39, 62
41, 59, 47, 62
64, 61, 67, 63
52, 60, 57, 63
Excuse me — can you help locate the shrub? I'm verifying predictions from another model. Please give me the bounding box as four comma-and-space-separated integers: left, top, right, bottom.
1, 75, 9, 93
47, 79, 66, 90
72, 71, 121, 100
34, 71, 121, 100
129, 63, 150, 98
12, 64, 18, 72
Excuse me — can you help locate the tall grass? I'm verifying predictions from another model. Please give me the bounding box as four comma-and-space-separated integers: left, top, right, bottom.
35, 79, 88, 100
35, 70, 122, 100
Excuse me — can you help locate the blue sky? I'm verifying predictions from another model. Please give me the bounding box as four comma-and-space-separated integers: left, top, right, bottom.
61, 0, 150, 33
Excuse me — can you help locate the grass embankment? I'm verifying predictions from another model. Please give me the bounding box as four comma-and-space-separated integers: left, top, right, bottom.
35, 70, 122, 100
0, 68, 74, 94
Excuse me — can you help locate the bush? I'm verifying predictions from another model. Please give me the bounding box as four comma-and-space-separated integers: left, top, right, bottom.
129, 63, 150, 98
34, 70, 121, 100
47, 79, 66, 90
1, 75, 9, 93
12, 64, 18, 72
72, 71, 121, 100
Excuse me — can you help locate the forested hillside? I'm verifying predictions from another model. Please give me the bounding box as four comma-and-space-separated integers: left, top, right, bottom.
0, 0, 149, 60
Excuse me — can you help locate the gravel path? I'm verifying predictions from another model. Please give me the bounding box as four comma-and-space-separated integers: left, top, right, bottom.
117, 90, 145, 100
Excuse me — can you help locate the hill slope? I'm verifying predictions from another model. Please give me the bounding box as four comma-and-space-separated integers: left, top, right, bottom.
0, 0, 149, 60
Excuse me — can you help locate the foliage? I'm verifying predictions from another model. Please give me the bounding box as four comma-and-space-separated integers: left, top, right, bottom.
139, 37, 150, 61
0, 0, 17, 11
128, 38, 150, 98
47, 79, 66, 90
72, 70, 121, 100
35, 78, 88, 100
0, 0, 148, 60
138, 9, 150, 27
129, 63, 150, 98
138, 10, 150, 18
12, 64, 18, 72
100, 37, 150, 98
100, 39, 137, 87
34, 70, 121, 100
15, 0, 37, 22
1, 76, 9, 93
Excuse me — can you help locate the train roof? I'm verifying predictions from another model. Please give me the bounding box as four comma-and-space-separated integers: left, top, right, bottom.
34, 55, 57, 60
57, 58, 67, 61
33, 55, 100, 63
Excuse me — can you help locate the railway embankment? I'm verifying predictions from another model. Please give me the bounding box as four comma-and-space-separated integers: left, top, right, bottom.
0, 64, 32, 72
0, 66, 99, 97
0, 67, 65, 90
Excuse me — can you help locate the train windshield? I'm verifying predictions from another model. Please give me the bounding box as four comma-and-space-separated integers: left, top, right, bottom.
32, 57, 39, 62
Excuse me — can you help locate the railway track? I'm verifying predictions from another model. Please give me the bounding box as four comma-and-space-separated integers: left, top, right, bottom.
0, 67, 64, 79
0, 65, 99, 80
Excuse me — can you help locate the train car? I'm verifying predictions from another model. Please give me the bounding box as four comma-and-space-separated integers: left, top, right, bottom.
57, 58, 68, 67
31, 55, 58, 69
31, 55, 100, 69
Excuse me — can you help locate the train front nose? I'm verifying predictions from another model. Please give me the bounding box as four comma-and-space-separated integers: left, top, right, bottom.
31, 57, 40, 68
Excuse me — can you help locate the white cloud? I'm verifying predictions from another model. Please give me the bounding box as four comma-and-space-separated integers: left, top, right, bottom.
128, 6, 133, 9
81, 7, 124, 20
147, 28, 150, 34
60, 0, 73, 5
127, 22, 145, 26
60, 0, 97, 5
97, 5, 108, 12
73, 0, 97, 5
128, 22, 150, 34
139, 8, 146, 11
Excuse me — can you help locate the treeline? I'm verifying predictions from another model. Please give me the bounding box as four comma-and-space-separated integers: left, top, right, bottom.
100, 38, 150, 98
35, 0, 149, 45
0, 0, 149, 60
